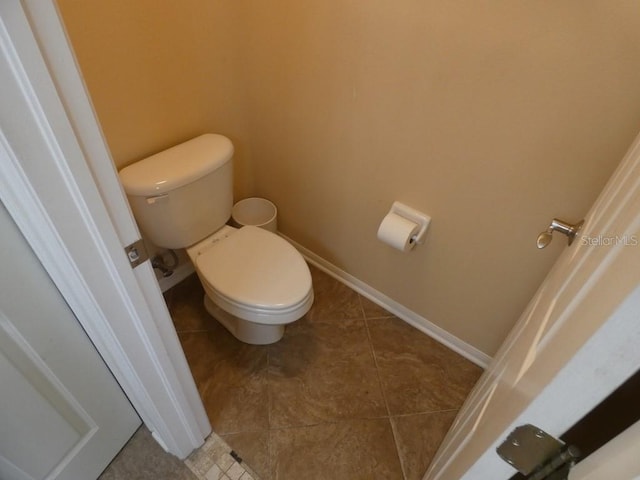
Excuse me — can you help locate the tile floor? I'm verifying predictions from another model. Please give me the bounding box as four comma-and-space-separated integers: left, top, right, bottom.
164, 265, 482, 480
186, 431, 260, 480
99, 426, 257, 480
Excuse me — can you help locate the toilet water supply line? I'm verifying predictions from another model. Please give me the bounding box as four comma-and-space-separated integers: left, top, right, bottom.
151, 249, 179, 277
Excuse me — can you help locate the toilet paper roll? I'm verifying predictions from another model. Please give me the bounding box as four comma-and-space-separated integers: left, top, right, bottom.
377, 212, 420, 252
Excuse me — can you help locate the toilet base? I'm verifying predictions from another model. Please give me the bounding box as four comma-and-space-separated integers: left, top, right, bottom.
203, 295, 285, 345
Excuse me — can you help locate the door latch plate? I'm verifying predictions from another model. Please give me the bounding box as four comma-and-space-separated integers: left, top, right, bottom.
124, 239, 148, 269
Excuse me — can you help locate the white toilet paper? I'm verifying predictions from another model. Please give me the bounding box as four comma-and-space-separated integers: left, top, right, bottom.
377, 212, 420, 252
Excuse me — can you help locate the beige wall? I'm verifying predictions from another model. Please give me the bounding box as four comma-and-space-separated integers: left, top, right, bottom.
58, 1, 640, 355
56, 0, 253, 195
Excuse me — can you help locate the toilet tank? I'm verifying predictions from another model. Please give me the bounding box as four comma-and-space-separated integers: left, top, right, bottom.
119, 134, 234, 249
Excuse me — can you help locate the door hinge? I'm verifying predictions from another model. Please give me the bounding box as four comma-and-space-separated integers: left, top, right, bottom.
124, 239, 148, 269
497, 424, 580, 480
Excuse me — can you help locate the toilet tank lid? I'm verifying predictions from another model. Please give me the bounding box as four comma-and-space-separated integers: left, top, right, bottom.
119, 134, 233, 196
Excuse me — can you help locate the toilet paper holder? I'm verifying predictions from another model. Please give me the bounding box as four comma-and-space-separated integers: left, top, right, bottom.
387, 201, 431, 245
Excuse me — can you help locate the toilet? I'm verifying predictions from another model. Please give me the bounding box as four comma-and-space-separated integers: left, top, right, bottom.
119, 134, 314, 344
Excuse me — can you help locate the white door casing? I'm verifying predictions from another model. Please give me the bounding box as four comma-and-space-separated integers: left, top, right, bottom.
425, 132, 640, 478
0, 0, 210, 458
0, 202, 141, 480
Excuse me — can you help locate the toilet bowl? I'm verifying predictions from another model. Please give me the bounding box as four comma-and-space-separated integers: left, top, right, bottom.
187, 225, 313, 344
118, 134, 314, 344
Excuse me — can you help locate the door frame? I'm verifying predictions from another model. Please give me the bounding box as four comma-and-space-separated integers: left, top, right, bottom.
0, 0, 209, 458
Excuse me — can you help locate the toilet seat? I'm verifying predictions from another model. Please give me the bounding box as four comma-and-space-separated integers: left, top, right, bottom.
194, 226, 313, 324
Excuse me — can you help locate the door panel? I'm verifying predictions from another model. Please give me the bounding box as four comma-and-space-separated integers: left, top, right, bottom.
0, 0, 210, 457
0, 202, 141, 480
426, 133, 640, 479
0, 322, 87, 479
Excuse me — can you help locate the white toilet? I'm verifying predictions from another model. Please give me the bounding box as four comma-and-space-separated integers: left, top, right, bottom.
119, 133, 314, 344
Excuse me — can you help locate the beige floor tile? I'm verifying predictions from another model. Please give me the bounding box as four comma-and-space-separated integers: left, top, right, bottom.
179, 330, 269, 434
359, 295, 395, 319
167, 274, 217, 333
308, 266, 364, 321
167, 264, 482, 480
391, 411, 458, 480
270, 419, 403, 479
367, 316, 482, 415
268, 316, 386, 428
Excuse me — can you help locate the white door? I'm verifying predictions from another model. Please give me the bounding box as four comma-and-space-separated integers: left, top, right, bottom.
0, 0, 210, 459
425, 133, 640, 479
0, 201, 141, 480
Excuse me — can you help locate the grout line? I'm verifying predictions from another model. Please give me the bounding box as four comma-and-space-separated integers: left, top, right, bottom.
359, 294, 408, 480
359, 295, 391, 419
266, 414, 395, 433
389, 408, 459, 419
389, 418, 408, 480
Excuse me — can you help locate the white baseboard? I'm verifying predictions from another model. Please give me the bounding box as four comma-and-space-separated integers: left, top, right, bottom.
281, 234, 492, 369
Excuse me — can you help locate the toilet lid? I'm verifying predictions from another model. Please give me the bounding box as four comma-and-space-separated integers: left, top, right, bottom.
196, 226, 312, 310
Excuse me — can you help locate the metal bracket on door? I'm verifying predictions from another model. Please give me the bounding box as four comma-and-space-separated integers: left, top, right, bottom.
124, 238, 149, 269
497, 424, 580, 480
